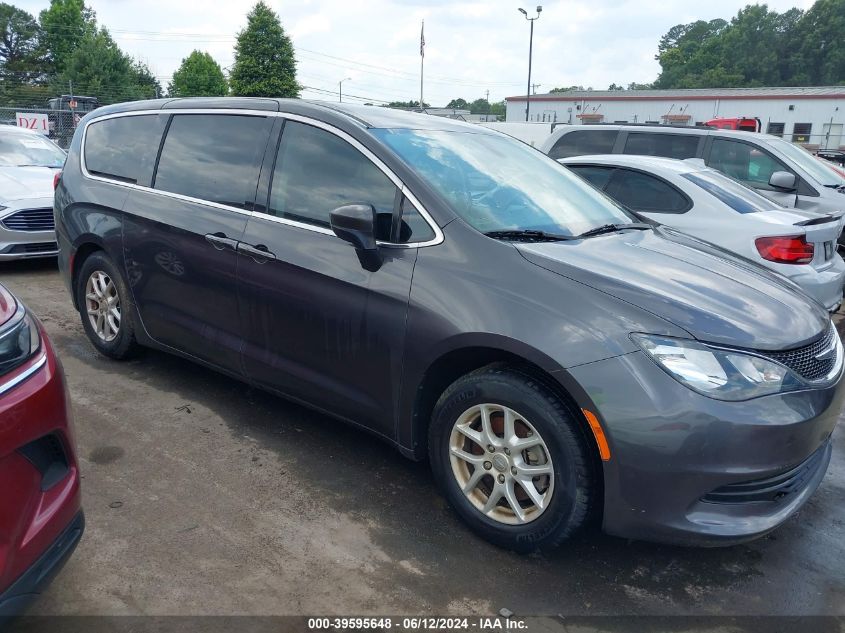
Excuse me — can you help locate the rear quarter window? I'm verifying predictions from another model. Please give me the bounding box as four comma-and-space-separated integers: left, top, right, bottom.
548, 129, 618, 160
84, 115, 166, 186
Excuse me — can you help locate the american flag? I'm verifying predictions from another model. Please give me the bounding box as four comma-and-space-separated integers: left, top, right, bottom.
420, 21, 425, 58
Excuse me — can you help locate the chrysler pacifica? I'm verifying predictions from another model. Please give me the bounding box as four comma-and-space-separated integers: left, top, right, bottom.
55, 99, 844, 551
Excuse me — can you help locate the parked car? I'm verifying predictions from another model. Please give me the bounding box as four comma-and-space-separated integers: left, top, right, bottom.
540, 124, 845, 225
56, 99, 843, 551
0, 125, 66, 260
560, 154, 845, 312
0, 283, 83, 618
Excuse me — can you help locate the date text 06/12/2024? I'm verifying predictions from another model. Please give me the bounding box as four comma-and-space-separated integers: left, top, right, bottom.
307, 617, 528, 631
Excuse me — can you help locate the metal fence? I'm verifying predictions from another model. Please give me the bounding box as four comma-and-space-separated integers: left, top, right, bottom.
0, 106, 81, 149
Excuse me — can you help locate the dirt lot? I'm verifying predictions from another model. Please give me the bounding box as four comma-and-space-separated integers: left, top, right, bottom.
2, 258, 844, 617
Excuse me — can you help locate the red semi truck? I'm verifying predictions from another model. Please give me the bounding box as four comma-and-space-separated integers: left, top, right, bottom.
705, 117, 762, 132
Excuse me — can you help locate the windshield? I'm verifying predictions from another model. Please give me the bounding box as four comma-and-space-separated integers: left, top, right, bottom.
767, 138, 845, 187
683, 169, 779, 214
0, 132, 65, 168
372, 128, 634, 236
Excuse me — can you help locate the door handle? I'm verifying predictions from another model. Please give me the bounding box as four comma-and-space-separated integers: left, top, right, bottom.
205, 232, 238, 251
237, 242, 276, 263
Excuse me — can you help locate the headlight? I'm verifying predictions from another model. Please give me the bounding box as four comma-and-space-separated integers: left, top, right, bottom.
0, 311, 42, 376
631, 334, 804, 401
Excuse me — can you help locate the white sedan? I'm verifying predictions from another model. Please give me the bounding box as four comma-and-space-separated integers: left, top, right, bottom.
560, 154, 845, 312
0, 125, 65, 260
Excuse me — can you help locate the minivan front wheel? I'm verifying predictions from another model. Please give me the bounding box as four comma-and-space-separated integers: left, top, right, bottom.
77, 251, 139, 359
429, 365, 597, 552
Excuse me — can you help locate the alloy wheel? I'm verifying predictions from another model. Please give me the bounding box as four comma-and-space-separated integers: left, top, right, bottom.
85, 270, 121, 342
449, 403, 554, 525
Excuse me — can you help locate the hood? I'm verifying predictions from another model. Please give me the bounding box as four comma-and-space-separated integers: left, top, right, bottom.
0, 165, 58, 202
517, 227, 829, 351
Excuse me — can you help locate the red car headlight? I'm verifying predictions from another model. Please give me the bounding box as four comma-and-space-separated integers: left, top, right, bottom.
0, 310, 42, 376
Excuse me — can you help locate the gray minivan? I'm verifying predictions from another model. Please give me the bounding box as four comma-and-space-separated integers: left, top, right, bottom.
541, 124, 845, 224
55, 99, 844, 551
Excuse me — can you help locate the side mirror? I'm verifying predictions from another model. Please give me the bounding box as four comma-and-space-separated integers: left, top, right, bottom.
769, 171, 797, 191
330, 204, 382, 270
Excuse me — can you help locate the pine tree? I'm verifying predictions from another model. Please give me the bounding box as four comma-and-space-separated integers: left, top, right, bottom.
230, 2, 298, 98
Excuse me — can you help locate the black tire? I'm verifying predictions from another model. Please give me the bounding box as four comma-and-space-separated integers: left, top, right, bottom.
76, 251, 140, 360
428, 364, 598, 553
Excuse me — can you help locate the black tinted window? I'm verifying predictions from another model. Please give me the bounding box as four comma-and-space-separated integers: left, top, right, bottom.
607, 169, 690, 213
154, 114, 269, 209
269, 121, 399, 236
623, 132, 699, 159
85, 115, 165, 185
548, 130, 618, 159
568, 165, 615, 190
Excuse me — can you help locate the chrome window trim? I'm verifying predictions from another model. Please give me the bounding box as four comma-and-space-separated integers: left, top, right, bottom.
0, 352, 47, 397
79, 108, 444, 248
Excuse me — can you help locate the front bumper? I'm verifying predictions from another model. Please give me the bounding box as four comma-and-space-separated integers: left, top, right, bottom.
0, 511, 84, 619
569, 350, 845, 546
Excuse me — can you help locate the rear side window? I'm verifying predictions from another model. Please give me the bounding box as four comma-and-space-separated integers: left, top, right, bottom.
567, 165, 615, 190
84, 115, 165, 185
269, 121, 433, 243
682, 171, 772, 214
606, 169, 690, 214
548, 130, 618, 160
154, 114, 270, 209
623, 132, 699, 159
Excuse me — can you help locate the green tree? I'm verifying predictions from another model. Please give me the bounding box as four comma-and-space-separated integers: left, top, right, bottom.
793, 0, 845, 85
468, 98, 489, 113
168, 50, 228, 97
0, 3, 40, 71
52, 28, 154, 103
549, 85, 585, 93
446, 97, 468, 109
230, 1, 298, 98
39, 0, 96, 74
608, 83, 624, 91
384, 100, 428, 109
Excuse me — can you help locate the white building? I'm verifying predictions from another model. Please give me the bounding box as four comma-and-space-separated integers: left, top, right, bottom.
505, 87, 845, 149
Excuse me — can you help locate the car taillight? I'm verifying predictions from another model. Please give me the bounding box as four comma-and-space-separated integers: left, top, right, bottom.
755, 235, 814, 264
53, 171, 62, 190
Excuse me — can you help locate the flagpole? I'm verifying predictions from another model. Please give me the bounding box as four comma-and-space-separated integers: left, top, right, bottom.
420, 20, 425, 109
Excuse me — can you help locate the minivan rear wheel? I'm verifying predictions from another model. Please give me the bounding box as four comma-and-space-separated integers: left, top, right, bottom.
429, 364, 597, 552
77, 251, 139, 359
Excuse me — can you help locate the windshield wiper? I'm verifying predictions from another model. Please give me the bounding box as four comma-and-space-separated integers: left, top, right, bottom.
484, 229, 574, 242
576, 222, 653, 239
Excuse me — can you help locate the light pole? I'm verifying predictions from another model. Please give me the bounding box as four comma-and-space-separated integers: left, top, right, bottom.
338, 77, 351, 103
518, 6, 542, 122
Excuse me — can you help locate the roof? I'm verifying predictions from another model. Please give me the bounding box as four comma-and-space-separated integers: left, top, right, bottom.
559, 154, 705, 174
507, 86, 845, 102
85, 97, 490, 133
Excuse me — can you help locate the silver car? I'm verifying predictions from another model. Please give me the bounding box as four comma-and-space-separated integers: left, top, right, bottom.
0, 125, 66, 260
561, 154, 845, 312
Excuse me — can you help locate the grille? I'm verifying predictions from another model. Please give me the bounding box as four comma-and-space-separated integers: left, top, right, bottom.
702, 444, 828, 504
6, 242, 58, 254
760, 323, 838, 382
1, 208, 55, 232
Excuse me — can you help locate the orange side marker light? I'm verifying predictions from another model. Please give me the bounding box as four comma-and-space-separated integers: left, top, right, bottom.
582, 409, 611, 461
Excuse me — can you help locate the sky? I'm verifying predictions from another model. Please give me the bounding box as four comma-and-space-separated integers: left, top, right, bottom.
14, 0, 818, 106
